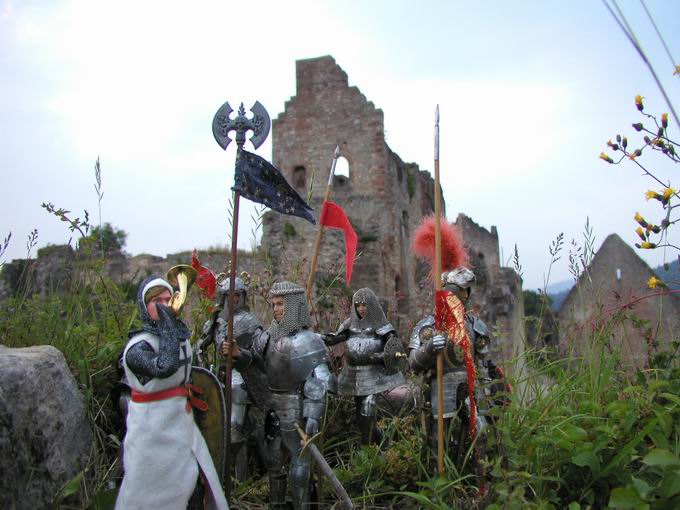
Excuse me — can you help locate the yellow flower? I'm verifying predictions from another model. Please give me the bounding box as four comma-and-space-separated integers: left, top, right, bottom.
635, 227, 646, 240
647, 276, 666, 289
675, 65, 680, 76
662, 187, 676, 201
661, 113, 668, 128
640, 241, 657, 249
634, 212, 647, 227
645, 190, 660, 201
599, 152, 614, 164
635, 94, 644, 111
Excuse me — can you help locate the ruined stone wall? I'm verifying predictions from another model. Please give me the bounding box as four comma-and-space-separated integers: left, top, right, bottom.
266, 55, 440, 321
261, 55, 524, 351
558, 234, 680, 368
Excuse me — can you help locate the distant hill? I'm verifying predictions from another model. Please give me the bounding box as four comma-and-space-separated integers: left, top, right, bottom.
543, 259, 679, 311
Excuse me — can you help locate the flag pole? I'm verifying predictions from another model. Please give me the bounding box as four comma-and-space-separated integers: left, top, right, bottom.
223, 185, 240, 501
306, 146, 341, 300
433, 105, 446, 476
212, 100, 272, 504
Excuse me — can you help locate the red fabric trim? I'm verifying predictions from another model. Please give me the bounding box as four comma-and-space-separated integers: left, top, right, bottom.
319, 200, 358, 284
131, 384, 209, 412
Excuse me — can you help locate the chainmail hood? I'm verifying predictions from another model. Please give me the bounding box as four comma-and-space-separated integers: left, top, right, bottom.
350, 287, 389, 331
129, 275, 174, 337
267, 281, 311, 341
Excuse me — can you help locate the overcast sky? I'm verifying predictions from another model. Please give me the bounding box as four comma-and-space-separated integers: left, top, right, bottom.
1, 0, 678, 290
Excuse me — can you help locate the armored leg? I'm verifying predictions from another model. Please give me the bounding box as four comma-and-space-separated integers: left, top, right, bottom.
266, 432, 289, 508
231, 370, 251, 481
356, 394, 381, 445
281, 422, 311, 510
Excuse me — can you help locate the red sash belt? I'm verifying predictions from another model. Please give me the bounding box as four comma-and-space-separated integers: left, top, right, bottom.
131, 384, 208, 413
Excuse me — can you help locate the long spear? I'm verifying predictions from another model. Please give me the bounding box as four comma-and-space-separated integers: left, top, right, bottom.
433, 104, 446, 475
212, 101, 271, 503
306, 146, 341, 299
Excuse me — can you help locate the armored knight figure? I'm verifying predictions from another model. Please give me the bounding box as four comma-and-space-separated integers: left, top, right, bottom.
323, 288, 407, 445
199, 275, 266, 481
237, 282, 332, 509
408, 268, 493, 461
117, 275, 227, 510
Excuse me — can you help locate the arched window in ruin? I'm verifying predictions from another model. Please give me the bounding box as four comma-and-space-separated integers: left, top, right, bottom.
293, 166, 306, 191
333, 156, 350, 187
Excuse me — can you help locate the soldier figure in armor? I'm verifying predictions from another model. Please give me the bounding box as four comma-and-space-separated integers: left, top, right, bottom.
200, 276, 265, 481
235, 281, 332, 509
116, 275, 228, 510
323, 288, 407, 445
408, 268, 493, 463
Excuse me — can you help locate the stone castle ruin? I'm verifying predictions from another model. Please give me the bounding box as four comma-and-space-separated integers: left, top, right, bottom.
0, 55, 523, 361
262, 56, 523, 360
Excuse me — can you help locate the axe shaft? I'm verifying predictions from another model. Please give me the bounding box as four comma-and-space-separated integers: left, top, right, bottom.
295, 424, 353, 509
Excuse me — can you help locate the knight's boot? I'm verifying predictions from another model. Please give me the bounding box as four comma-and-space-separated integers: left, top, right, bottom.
357, 394, 381, 445
357, 414, 379, 445
269, 472, 288, 509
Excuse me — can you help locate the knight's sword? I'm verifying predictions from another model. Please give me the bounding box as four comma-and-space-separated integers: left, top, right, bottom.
295, 423, 353, 510
212, 100, 271, 502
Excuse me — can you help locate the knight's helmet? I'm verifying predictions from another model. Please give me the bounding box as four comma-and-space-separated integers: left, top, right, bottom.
441, 267, 476, 301
217, 275, 248, 311
412, 215, 471, 287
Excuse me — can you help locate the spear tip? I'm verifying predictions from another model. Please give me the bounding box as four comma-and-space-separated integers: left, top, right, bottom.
334, 145, 341, 158
435, 104, 439, 125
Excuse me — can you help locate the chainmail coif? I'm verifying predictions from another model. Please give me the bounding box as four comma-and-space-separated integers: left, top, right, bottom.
350, 287, 389, 331
267, 281, 311, 341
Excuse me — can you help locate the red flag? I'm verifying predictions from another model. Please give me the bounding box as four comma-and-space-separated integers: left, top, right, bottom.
435, 289, 478, 440
319, 201, 358, 284
191, 249, 217, 300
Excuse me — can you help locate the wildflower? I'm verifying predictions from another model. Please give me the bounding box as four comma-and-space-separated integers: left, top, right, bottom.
607, 140, 619, 150
635, 226, 646, 241
622, 136, 628, 149
635, 95, 644, 111
661, 113, 668, 128
647, 276, 666, 289
646, 224, 661, 234
639, 241, 657, 249
629, 149, 642, 160
632, 122, 644, 131
661, 187, 676, 205
645, 190, 660, 201
634, 212, 648, 228
599, 152, 614, 164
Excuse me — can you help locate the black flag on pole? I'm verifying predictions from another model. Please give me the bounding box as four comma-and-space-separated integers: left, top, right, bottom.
232, 150, 315, 224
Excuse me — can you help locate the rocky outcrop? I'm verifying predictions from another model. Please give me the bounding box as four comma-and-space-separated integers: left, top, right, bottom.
0, 345, 92, 509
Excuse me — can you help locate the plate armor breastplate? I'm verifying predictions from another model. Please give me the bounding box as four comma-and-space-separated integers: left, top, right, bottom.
345, 330, 383, 365
338, 329, 405, 397
265, 329, 326, 393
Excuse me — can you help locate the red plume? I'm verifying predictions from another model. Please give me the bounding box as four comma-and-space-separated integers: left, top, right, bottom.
191, 249, 217, 300
412, 215, 469, 273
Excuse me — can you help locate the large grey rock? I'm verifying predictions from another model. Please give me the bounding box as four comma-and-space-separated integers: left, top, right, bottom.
0, 345, 92, 509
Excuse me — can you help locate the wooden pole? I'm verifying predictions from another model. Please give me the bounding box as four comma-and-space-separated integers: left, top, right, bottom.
305, 146, 341, 299
433, 105, 445, 476
223, 169, 241, 503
